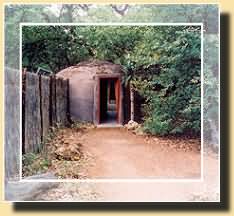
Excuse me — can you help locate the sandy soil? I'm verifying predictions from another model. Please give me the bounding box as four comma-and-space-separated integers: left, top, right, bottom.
35, 127, 219, 202
80, 127, 201, 179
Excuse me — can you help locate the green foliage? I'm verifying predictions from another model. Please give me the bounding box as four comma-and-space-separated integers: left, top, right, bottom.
22, 25, 143, 72
22, 152, 51, 176
22, 25, 201, 136
130, 26, 201, 135
4, 4, 219, 142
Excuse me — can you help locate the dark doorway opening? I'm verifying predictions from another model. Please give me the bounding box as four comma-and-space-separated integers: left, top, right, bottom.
99, 78, 119, 124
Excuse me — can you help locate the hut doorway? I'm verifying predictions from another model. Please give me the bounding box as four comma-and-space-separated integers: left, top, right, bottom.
99, 78, 120, 124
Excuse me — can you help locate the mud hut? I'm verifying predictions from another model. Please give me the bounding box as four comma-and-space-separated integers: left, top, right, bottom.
57, 60, 130, 125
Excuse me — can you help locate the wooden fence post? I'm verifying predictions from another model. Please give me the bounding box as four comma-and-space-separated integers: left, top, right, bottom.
55, 77, 68, 125
23, 73, 70, 154
24, 72, 41, 153
62, 78, 69, 125
50, 75, 57, 126
22, 73, 26, 154
40, 75, 50, 140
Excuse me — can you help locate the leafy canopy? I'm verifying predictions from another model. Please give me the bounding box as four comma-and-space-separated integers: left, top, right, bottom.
22, 25, 201, 136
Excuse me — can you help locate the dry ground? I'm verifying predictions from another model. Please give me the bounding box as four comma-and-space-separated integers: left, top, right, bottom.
79, 127, 201, 179
29, 126, 201, 179
24, 126, 219, 201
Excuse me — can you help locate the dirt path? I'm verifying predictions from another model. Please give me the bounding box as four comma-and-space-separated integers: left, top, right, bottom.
80, 127, 201, 179
34, 127, 220, 201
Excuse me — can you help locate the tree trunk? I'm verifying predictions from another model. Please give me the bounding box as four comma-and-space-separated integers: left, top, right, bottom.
130, 82, 134, 121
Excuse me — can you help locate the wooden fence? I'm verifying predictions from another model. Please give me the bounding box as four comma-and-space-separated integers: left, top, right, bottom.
23, 72, 69, 154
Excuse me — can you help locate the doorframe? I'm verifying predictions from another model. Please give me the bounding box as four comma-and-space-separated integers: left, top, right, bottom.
93, 73, 123, 125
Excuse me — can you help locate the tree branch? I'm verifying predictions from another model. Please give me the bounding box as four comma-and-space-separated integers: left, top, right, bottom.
110, 4, 129, 16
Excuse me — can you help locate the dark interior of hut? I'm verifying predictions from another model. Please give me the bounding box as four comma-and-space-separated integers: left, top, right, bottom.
99, 78, 119, 124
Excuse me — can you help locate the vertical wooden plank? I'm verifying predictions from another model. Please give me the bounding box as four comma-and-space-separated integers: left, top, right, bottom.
5, 68, 21, 179
50, 75, 56, 126
55, 77, 62, 124
24, 72, 41, 153
61, 78, 69, 125
55, 77, 68, 125
22, 73, 26, 154
40, 75, 50, 140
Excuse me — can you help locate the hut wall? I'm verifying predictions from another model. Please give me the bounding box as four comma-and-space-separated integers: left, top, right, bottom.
57, 61, 127, 124
69, 73, 95, 122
